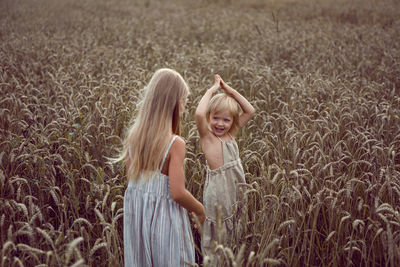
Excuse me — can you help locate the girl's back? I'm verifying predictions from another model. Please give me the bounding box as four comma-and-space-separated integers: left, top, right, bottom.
124, 136, 195, 266
119, 68, 205, 266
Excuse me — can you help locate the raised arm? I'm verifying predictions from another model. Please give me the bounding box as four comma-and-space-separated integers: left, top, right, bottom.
220, 78, 255, 129
195, 74, 221, 138
168, 137, 205, 225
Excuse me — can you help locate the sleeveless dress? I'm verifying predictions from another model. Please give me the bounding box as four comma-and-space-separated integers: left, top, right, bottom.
201, 134, 247, 256
124, 136, 195, 267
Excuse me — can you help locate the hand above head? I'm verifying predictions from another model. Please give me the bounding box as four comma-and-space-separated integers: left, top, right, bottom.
209, 74, 222, 94
214, 74, 221, 86
219, 77, 235, 96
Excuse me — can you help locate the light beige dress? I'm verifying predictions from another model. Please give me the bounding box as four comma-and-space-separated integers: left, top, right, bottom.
201, 134, 247, 256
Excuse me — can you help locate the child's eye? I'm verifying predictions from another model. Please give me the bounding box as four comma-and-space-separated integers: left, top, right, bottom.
224, 119, 231, 122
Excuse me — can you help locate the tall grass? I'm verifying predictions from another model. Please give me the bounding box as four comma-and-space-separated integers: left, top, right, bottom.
1, 0, 399, 266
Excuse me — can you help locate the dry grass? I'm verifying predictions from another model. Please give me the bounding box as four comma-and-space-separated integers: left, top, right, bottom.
1, 0, 399, 266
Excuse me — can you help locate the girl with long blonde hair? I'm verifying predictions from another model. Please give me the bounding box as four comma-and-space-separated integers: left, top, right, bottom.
119, 68, 205, 266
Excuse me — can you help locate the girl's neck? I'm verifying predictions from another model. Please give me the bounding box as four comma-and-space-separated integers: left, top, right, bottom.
212, 132, 233, 142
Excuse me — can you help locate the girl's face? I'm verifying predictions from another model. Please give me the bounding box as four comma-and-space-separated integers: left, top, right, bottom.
209, 110, 233, 137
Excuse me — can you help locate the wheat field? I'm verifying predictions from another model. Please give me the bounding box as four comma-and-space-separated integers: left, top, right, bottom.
1, 0, 399, 266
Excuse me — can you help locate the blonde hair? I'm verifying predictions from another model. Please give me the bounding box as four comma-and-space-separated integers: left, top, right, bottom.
206, 93, 241, 134
118, 68, 190, 180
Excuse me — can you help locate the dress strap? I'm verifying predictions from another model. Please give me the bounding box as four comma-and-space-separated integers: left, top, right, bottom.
211, 130, 223, 142
128, 146, 132, 159
159, 135, 178, 171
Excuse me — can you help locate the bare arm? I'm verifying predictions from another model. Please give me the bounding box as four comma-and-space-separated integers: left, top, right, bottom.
195, 75, 221, 138
220, 78, 256, 130
168, 137, 206, 225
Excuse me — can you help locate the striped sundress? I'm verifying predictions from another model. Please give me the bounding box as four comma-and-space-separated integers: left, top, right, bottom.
124, 136, 195, 266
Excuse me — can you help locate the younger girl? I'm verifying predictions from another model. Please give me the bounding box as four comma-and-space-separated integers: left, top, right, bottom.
195, 75, 255, 256
119, 68, 205, 266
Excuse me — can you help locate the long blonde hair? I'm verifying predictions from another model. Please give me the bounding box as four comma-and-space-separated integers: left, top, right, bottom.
118, 68, 189, 180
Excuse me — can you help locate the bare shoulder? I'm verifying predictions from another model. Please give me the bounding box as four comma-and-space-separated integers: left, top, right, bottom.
228, 128, 239, 138
170, 136, 186, 155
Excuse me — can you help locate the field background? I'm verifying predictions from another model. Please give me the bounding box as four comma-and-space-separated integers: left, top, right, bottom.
1, 0, 400, 266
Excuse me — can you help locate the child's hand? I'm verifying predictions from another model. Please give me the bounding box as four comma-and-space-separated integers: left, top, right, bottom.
191, 210, 206, 229
214, 74, 221, 87
219, 77, 235, 96
208, 74, 221, 94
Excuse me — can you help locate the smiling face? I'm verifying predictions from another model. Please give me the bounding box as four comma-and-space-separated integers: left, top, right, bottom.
206, 93, 241, 137
209, 110, 234, 137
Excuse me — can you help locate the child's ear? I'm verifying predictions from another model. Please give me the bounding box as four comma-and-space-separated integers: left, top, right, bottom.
179, 98, 186, 116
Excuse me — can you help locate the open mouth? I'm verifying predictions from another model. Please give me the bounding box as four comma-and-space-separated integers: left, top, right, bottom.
214, 126, 225, 134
